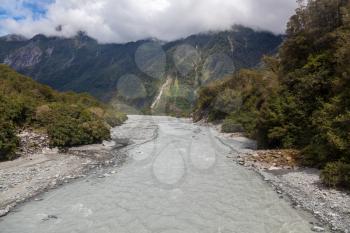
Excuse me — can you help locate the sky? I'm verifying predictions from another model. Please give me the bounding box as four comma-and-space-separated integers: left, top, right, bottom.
0, 0, 298, 43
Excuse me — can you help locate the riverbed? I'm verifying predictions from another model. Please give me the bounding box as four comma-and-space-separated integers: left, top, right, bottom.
0, 115, 320, 233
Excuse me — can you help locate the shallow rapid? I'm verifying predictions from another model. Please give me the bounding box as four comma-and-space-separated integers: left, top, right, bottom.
0, 115, 318, 233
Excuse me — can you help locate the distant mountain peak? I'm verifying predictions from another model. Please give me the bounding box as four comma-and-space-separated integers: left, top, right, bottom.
31, 34, 49, 42
74, 31, 97, 43
0, 26, 282, 114
0, 34, 28, 42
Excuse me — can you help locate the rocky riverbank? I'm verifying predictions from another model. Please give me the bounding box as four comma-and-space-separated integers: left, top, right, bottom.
0, 130, 128, 217
219, 130, 350, 233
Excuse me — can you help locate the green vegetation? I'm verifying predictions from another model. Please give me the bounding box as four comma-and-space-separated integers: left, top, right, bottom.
155, 27, 282, 116
0, 65, 126, 160
321, 162, 350, 189
222, 119, 244, 133
0, 121, 19, 161
194, 0, 350, 189
1, 27, 282, 113
194, 62, 279, 136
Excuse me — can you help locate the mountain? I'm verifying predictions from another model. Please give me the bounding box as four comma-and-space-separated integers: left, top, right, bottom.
0, 26, 283, 115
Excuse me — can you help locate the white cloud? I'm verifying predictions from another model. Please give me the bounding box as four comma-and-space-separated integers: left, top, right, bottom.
0, 0, 297, 43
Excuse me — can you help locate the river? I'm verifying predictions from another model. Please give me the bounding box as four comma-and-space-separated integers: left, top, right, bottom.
0, 115, 318, 233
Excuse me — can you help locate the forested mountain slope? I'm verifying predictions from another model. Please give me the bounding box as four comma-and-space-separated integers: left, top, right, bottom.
194, 0, 350, 189
0, 26, 282, 114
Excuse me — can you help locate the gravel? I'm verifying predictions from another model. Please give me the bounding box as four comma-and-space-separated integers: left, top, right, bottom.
2, 121, 350, 232
224, 137, 350, 233
0, 131, 127, 217
200, 120, 350, 233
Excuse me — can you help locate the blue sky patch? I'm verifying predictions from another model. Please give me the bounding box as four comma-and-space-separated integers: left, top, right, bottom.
0, 7, 9, 19
0, 0, 55, 35
22, 0, 53, 20
0, 0, 54, 21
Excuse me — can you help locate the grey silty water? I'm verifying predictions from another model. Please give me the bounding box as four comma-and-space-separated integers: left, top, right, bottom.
0, 115, 318, 233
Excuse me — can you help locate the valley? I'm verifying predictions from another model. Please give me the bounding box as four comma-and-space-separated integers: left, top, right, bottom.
0, 26, 282, 115
0, 0, 350, 232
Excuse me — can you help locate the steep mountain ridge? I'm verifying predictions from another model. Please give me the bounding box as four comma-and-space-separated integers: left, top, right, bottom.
0, 26, 282, 114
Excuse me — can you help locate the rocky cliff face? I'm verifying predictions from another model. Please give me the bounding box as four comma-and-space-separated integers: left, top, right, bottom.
0, 26, 283, 113
4, 43, 43, 70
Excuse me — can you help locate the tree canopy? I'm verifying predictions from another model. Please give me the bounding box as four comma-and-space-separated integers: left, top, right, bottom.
194, 0, 350, 189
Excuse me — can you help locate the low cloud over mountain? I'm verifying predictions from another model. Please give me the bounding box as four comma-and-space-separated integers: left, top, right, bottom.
0, 0, 297, 43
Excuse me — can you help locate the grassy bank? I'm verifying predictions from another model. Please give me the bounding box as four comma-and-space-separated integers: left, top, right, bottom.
0, 65, 127, 161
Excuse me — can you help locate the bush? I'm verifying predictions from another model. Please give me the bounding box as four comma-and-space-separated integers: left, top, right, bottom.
47, 118, 110, 147
193, 0, 350, 189
300, 143, 331, 168
321, 162, 350, 189
0, 95, 35, 125
0, 65, 127, 160
103, 109, 127, 127
40, 104, 111, 147
221, 119, 244, 133
36, 104, 125, 148
0, 120, 19, 161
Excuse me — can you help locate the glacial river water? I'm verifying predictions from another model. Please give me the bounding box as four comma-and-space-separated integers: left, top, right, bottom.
0, 116, 319, 233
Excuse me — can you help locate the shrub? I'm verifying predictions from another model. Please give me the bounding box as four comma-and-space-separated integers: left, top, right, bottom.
103, 109, 127, 127
86, 107, 127, 128
0, 65, 127, 160
36, 103, 122, 147
0, 120, 19, 161
193, 0, 350, 189
47, 119, 110, 147
193, 82, 223, 121
42, 104, 111, 147
300, 143, 331, 168
0, 95, 34, 125
82, 120, 111, 142
321, 162, 350, 189
221, 119, 244, 133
